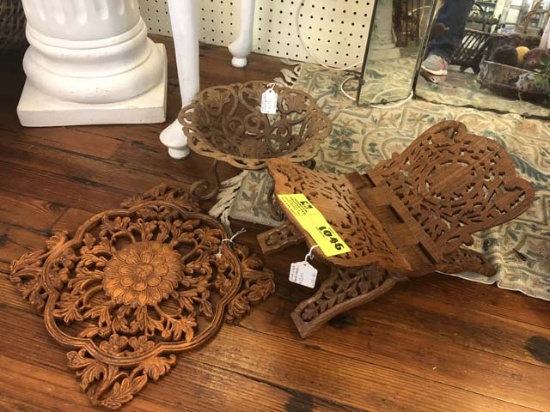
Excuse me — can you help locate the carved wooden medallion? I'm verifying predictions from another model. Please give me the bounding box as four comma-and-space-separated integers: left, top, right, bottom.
9, 185, 275, 409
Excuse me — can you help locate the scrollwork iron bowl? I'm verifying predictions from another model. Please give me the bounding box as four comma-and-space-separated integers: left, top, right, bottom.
178, 81, 332, 170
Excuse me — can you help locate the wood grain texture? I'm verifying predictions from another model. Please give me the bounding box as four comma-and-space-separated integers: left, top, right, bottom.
0, 36, 548, 411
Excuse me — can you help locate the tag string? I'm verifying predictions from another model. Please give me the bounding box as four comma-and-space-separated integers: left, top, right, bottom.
305, 245, 319, 261
216, 228, 246, 258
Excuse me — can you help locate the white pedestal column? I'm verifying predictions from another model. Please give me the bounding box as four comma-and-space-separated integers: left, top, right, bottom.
368, 0, 401, 61
228, 0, 255, 68
159, 0, 200, 160
17, 0, 167, 127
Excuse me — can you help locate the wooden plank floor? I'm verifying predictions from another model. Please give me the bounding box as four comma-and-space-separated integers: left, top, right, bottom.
1, 37, 549, 412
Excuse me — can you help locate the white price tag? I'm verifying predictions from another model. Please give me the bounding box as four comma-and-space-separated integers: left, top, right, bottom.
289, 261, 318, 288
261, 88, 278, 114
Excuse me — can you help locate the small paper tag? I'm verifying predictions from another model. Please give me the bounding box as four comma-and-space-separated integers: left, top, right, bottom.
289, 261, 318, 288
261, 89, 278, 114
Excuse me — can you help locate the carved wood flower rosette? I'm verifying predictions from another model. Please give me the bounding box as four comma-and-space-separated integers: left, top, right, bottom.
9, 185, 275, 409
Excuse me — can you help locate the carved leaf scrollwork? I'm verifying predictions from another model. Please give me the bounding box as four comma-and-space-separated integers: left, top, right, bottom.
9, 185, 275, 409
67, 346, 170, 410
368, 121, 535, 256
298, 266, 391, 322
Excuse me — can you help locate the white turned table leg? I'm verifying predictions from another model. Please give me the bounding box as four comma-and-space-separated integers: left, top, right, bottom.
228, 0, 255, 68
160, 0, 200, 159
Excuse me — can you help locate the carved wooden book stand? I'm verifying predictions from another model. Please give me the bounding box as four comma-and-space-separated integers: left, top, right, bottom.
257, 121, 535, 338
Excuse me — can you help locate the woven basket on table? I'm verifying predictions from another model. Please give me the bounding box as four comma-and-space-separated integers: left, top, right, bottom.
0, 0, 26, 52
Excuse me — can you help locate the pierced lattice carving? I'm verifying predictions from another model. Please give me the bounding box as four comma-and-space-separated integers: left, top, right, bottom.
435, 247, 497, 277
257, 221, 305, 254
291, 266, 400, 338
367, 121, 535, 259
9, 185, 275, 409
266, 158, 411, 271
260, 121, 535, 338
178, 81, 332, 170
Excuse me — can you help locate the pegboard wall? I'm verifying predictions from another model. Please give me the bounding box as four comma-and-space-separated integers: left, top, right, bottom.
137, 0, 375, 68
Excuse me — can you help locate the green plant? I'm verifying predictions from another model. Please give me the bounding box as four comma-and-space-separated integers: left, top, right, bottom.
534, 55, 550, 106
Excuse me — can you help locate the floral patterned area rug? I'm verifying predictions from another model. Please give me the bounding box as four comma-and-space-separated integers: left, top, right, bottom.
230, 63, 550, 301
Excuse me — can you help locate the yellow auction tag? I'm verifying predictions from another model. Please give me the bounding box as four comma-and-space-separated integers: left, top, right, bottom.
277, 194, 350, 257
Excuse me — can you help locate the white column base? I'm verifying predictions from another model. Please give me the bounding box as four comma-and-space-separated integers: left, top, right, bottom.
17, 44, 167, 127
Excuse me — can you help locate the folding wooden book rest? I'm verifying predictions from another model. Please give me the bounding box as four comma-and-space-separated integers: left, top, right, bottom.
257, 120, 535, 338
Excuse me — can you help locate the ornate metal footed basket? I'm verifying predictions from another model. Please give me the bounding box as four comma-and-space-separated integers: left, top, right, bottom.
178, 81, 332, 199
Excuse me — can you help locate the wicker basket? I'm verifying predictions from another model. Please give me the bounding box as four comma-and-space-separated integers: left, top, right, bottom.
450, 28, 492, 74
0, 0, 27, 52
450, 31, 542, 75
